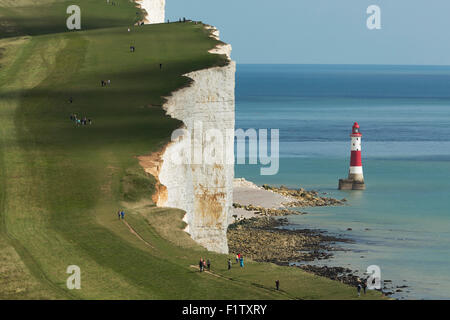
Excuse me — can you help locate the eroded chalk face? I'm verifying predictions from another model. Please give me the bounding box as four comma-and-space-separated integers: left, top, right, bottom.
151, 38, 236, 254
195, 186, 226, 228
192, 164, 227, 226
136, 0, 166, 24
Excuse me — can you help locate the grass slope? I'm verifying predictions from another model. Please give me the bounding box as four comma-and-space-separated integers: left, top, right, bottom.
0, 0, 384, 299
0, 0, 145, 38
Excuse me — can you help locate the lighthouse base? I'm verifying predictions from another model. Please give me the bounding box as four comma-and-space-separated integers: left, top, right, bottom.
338, 179, 365, 190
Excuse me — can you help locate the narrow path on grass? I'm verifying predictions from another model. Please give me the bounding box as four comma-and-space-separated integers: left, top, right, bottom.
122, 219, 154, 249
188, 265, 296, 300
122, 217, 294, 299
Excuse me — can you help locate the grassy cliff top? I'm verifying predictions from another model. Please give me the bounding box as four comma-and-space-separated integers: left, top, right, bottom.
0, 0, 383, 299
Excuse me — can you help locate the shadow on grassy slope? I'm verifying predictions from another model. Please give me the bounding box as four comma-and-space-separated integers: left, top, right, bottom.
0, 0, 385, 300
1, 11, 281, 298
0, 0, 144, 38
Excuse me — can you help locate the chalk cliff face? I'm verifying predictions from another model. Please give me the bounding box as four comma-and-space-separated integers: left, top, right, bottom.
140, 27, 235, 254
136, 0, 165, 24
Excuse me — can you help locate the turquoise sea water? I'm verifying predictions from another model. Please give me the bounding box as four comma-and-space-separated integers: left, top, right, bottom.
235, 64, 450, 300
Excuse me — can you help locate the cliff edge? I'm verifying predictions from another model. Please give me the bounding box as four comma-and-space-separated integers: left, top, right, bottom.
139, 26, 236, 254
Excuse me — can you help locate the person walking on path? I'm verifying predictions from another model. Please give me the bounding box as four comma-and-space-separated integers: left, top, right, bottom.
203, 259, 206, 271
275, 280, 280, 291
362, 281, 367, 294
239, 256, 244, 268
199, 258, 203, 272
235, 254, 239, 264
207, 259, 211, 271
117, 210, 121, 220
357, 283, 362, 297
228, 259, 231, 270
120, 210, 125, 220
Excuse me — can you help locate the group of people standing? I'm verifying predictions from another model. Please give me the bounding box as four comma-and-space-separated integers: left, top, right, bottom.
68, 97, 92, 126
101, 79, 111, 87
117, 210, 125, 220
198, 254, 243, 272
221, 253, 244, 271
70, 114, 92, 126
357, 279, 368, 297
167, 17, 189, 23
199, 258, 211, 272
198, 255, 283, 291
235, 253, 244, 268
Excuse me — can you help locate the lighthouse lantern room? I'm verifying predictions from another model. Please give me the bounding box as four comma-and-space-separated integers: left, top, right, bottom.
338, 122, 366, 190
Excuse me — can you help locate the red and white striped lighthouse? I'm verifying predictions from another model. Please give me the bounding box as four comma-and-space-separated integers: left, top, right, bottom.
339, 122, 366, 190
349, 122, 364, 182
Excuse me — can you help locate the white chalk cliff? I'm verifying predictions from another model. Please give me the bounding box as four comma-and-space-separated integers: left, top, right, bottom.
135, 0, 165, 24
161, 28, 235, 254
139, 22, 236, 253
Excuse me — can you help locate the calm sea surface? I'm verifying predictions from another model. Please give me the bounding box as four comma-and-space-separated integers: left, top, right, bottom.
235, 64, 450, 300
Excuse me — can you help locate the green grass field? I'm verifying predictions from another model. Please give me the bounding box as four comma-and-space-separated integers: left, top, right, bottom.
0, 0, 384, 299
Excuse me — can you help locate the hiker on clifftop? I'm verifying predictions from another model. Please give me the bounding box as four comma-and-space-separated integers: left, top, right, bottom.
207, 259, 211, 271
199, 258, 203, 272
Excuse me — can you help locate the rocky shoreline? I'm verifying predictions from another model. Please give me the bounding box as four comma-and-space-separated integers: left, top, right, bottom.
232, 203, 305, 217
229, 180, 406, 297
229, 181, 375, 291
227, 216, 379, 289
261, 184, 347, 208
231, 179, 346, 222
298, 265, 364, 287
228, 217, 351, 264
